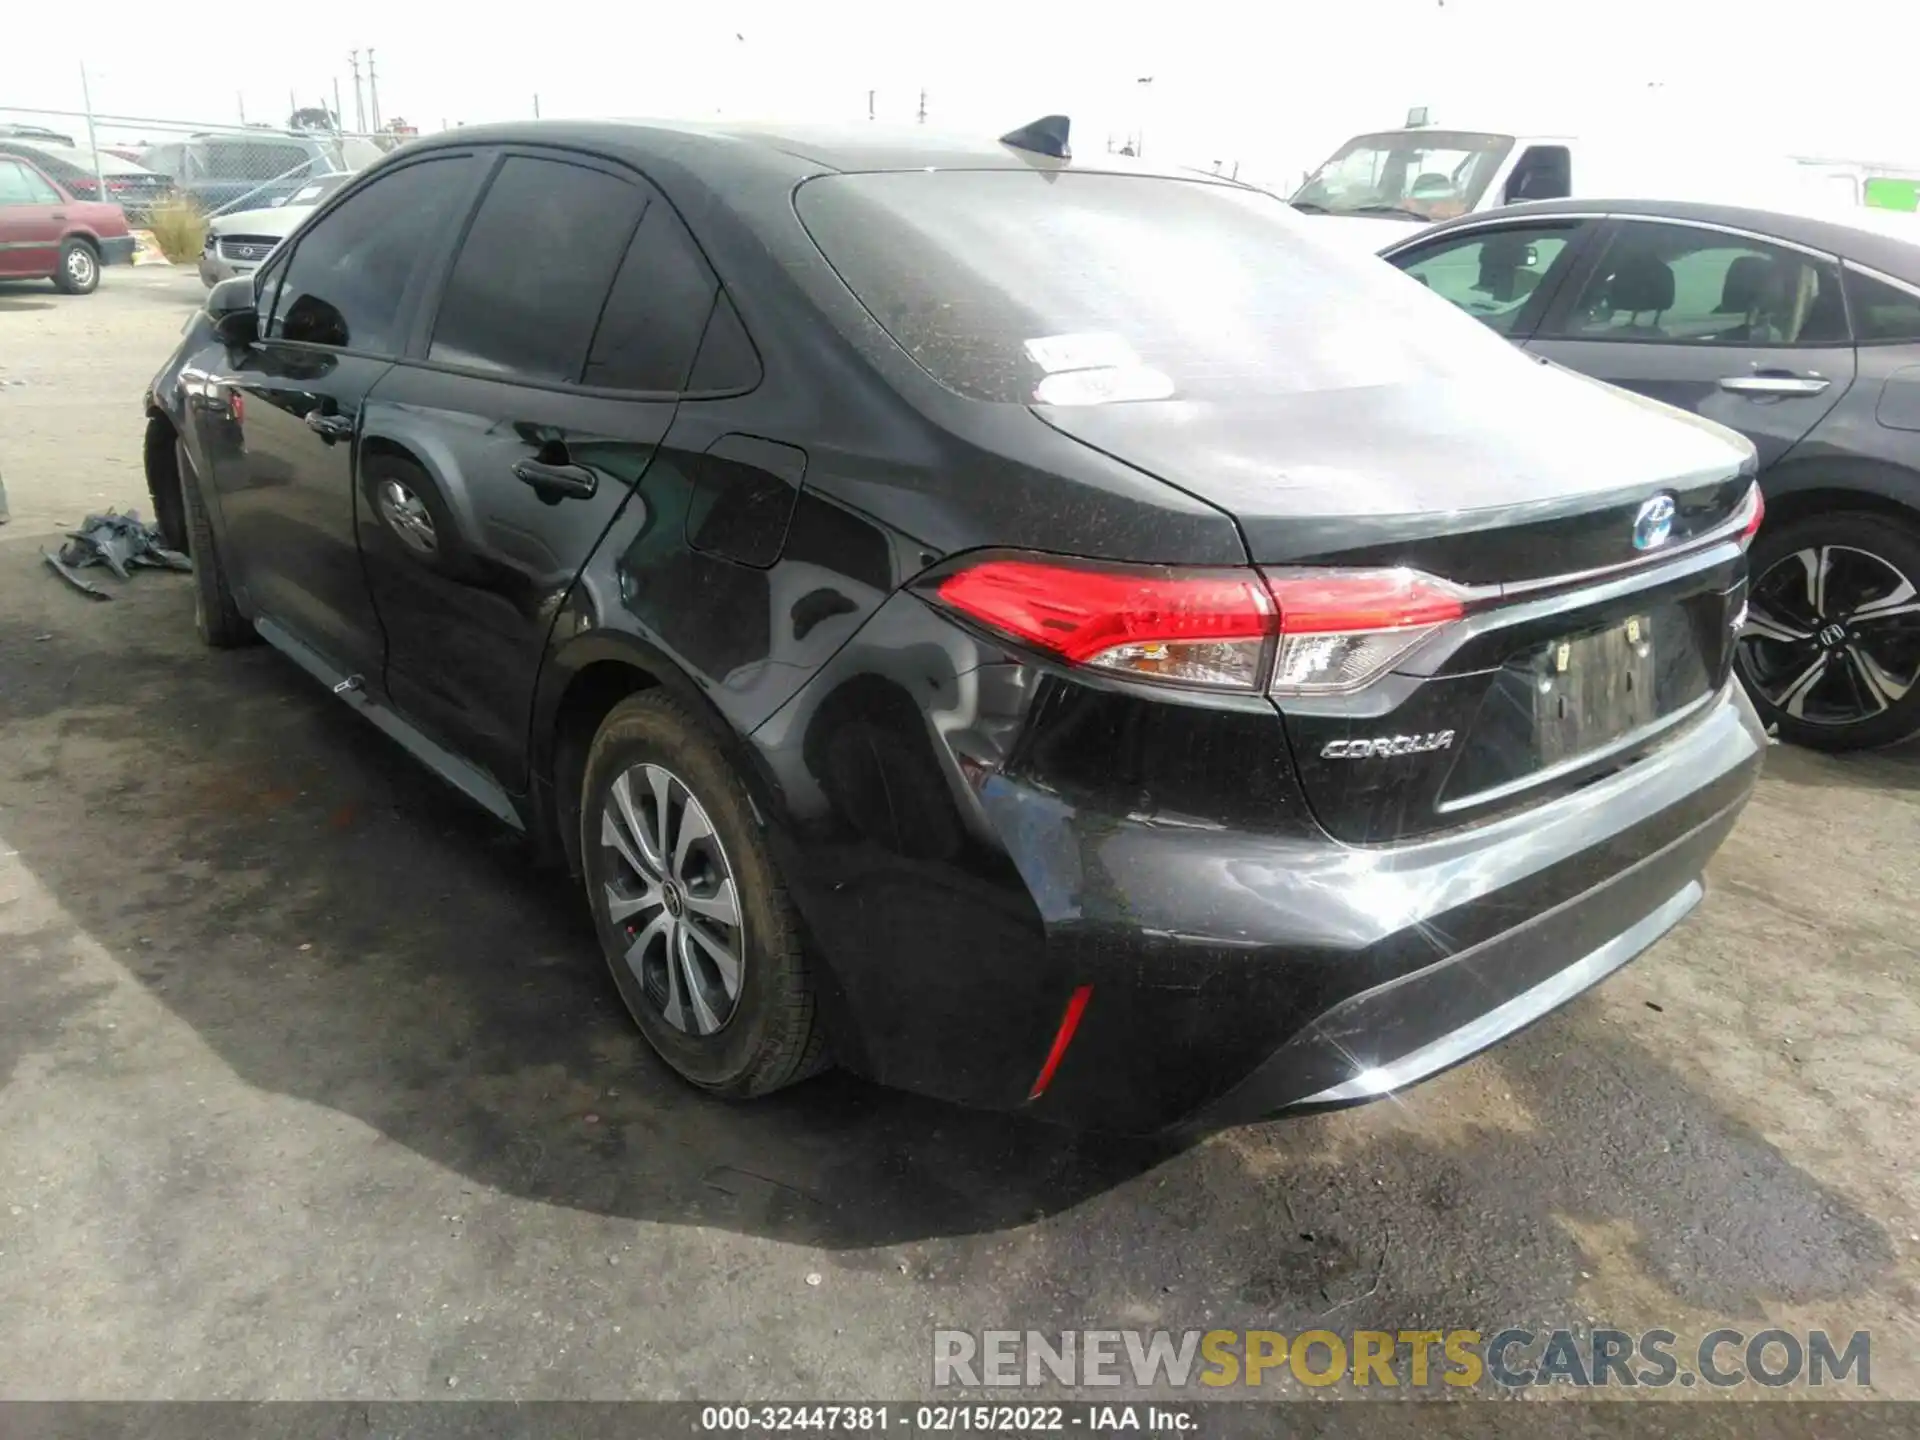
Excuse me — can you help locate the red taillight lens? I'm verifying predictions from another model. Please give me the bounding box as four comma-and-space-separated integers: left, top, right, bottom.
1737, 483, 1765, 546
934, 557, 1278, 690
930, 554, 1469, 695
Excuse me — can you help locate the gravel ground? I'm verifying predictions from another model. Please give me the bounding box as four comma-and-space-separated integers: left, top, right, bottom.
1, 268, 1916, 1414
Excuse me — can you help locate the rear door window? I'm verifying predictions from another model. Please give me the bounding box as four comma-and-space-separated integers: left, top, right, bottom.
267, 155, 478, 353
428, 155, 646, 384
1544, 221, 1848, 346
580, 199, 720, 392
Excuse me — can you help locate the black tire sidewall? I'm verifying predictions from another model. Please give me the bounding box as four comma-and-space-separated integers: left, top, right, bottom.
1743, 509, 1920, 750
580, 694, 800, 1093
177, 439, 251, 647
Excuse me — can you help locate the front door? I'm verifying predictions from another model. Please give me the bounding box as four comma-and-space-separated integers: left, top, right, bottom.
357, 152, 721, 790
203, 152, 484, 682
0, 157, 65, 278
1528, 218, 1856, 468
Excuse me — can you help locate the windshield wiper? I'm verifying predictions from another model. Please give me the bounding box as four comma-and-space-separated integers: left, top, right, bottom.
1348, 204, 1429, 221
1289, 199, 1330, 213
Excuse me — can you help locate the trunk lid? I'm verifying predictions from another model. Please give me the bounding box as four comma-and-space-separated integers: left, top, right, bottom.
1034, 370, 1755, 843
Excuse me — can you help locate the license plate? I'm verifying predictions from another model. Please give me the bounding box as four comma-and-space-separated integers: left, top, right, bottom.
1530, 614, 1659, 765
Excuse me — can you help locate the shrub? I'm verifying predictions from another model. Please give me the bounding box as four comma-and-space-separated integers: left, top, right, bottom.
147, 198, 206, 263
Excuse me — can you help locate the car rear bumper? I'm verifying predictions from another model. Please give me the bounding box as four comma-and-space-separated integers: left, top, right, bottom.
1012, 684, 1763, 1133
752, 589, 1765, 1134
100, 235, 136, 266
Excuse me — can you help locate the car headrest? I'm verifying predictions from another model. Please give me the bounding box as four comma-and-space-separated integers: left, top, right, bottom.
1716, 254, 1772, 313
1608, 253, 1675, 313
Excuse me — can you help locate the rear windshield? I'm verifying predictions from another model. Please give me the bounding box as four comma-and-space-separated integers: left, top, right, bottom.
795, 169, 1519, 404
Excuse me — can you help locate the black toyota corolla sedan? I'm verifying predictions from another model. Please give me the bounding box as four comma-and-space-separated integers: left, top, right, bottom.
143, 118, 1766, 1133
1381, 198, 1920, 751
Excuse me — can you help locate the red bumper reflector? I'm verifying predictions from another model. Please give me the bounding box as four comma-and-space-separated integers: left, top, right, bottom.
1028, 985, 1094, 1101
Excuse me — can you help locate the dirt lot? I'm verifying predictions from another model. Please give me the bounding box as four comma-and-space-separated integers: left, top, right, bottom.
1, 268, 1918, 1410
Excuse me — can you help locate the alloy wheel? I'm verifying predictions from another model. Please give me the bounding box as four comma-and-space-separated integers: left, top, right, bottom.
376, 478, 437, 555
599, 762, 744, 1036
1739, 544, 1920, 726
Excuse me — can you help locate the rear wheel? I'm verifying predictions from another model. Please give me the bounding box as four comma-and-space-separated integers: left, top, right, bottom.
581, 691, 828, 1096
1738, 509, 1920, 750
177, 440, 254, 649
52, 239, 99, 295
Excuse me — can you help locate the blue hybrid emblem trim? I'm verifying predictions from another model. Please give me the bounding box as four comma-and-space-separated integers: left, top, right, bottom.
1632, 494, 1676, 551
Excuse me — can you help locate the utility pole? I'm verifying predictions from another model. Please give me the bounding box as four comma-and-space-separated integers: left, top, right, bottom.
348, 51, 365, 132
533, 94, 541, 119
867, 89, 875, 122
288, 88, 298, 127
333, 79, 345, 132
367, 48, 381, 132
237, 91, 247, 124
77, 63, 106, 209
917, 88, 927, 125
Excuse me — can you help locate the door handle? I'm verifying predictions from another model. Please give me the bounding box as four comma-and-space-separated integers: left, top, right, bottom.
512, 459, 598, 501
51, 212, 66, 221
304, 411, 354, 441
1718, 373, 1830, 397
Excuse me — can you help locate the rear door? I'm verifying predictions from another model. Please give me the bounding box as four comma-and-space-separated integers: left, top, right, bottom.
1386, 216, 1600, 340
0, 157, 64, 277
358, 151, 716, 789
1527, 217, 1855, 468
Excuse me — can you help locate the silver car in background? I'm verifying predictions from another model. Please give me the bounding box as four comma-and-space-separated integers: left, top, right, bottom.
197, 172, 351, 287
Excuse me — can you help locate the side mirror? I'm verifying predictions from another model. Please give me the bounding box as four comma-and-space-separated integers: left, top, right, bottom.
206, 274, 258, 346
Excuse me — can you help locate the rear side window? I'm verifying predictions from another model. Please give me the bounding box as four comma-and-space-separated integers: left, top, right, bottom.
1845, 269, 1920, 343
1548, 222, 1847, 346
0, 159, 60, 205
429, 156, 645, 384
581, 199, 718, 391
795, 169, 1522, 403
268, 156, 477, 353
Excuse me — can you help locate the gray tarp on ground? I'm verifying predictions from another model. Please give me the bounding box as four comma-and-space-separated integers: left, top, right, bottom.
41, 508, 191, 600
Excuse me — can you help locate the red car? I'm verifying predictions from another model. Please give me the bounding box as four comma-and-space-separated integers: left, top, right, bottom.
0, 151, 135, 294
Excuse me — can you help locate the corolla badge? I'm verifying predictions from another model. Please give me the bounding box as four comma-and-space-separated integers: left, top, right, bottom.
1632, 494, 1677, 551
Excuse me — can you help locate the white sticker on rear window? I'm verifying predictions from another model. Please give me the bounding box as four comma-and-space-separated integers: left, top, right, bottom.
1023, 332, 1140, 374
1033, 366, 1176, 406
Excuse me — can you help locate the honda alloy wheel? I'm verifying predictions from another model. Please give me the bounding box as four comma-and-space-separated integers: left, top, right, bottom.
1739, 512, 1920, 750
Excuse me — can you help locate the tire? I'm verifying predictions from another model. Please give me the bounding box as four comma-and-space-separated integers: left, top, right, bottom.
177, 439, 255, 649
581, 691, 828, 1097
1739, 508, 1920, 751
51, 238, 100, 295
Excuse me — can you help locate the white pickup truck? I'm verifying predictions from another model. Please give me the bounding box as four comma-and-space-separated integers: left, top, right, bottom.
1288, 109, 1863, 252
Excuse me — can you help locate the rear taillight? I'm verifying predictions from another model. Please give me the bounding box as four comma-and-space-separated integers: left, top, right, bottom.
1737, 482, 1765, 547
928, 554, 1468, 696
933, 557, 1277, 690
1264, 568, 1468, 695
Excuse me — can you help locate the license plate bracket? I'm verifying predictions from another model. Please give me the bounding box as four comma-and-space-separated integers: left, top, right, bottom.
1529, 614, 1659, 765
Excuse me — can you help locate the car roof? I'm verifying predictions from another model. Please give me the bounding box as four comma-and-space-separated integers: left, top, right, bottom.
399, 117, 1229, 186
1403, 197, 1920, 280
0, 138, 156, 174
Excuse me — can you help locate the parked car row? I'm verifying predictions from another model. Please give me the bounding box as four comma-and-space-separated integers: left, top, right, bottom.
143, 118, 1768, 1134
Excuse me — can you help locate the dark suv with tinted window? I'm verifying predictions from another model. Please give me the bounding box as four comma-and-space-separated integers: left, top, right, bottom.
143, 121, 1765, 1133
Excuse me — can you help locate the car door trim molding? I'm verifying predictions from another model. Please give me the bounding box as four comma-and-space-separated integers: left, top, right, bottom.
254, 613, 526, 831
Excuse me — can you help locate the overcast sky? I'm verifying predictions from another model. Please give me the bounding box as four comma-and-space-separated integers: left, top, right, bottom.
5, 0, 1917, 187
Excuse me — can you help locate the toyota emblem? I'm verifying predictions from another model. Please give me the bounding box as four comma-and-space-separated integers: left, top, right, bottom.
1632, 494, 1676, 551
